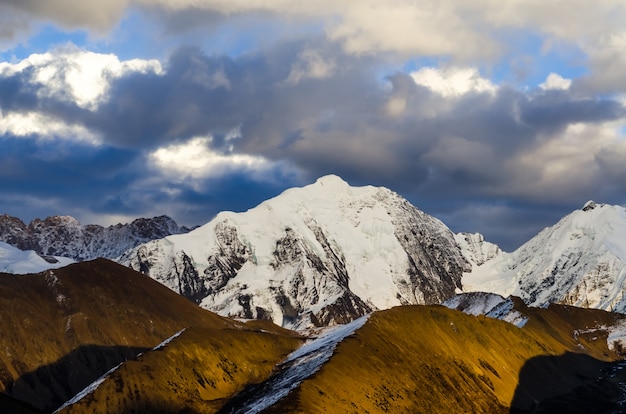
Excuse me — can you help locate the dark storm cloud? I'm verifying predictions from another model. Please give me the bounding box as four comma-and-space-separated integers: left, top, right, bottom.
520, 90, 625, 133
0, 70, 39, 110
0, 136, 139, 199
5, 41, 622, 176
0, 135, 173, 226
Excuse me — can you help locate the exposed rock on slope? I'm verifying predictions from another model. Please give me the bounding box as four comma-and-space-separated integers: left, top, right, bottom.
122, 175, 470, 329
462, 202, 626, 313
0, 214, 186, 261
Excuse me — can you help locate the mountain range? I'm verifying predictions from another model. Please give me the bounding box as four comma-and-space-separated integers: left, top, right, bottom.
3, 176, 626, 331
4, 175, 626, 411
0, 214, 187, 262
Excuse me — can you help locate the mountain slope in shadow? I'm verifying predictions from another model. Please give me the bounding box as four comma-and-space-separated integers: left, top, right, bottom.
55, 326, 302, 413
0, 259, 250, 411
510, 352, 626, 413
9, 344, 148, 412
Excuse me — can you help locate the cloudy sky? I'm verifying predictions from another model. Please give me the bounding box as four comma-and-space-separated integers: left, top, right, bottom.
1, 1, 626, 251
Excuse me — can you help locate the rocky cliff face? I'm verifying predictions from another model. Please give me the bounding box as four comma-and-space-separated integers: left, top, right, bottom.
455, 232, 501, 267
121, 175, 470, 330
0, 214, 186, 261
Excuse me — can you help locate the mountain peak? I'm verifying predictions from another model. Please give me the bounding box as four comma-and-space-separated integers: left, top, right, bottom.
123, 176, 469, 329
582, 200, 598, 211
463, 200, 626, 312
313, 174, 350, 189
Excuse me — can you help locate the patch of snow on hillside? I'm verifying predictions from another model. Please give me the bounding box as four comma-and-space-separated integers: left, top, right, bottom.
54, 329, 186, 412
223, 316, 369, 414
153, 328, 186, 350
443, 293, 528, 328
442, 292, 506, 316
485, 298, 528, 328
53, 362, 123, 413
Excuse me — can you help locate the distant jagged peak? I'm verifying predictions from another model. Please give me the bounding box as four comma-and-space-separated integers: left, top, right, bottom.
552, 201, 626, 236
578, 200, 622, 213
463, 199, 626, 313
29, 215, 82, 228
0, 213, 187, 262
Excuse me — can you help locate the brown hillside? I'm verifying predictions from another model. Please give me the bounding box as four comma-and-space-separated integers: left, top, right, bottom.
265, 303, 626, 413
0, 259, 247, 412
57, 326, 302, 413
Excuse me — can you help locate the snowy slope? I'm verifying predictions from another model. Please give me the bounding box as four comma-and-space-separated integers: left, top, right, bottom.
0, 214, 186, 261
221, 316, 368, 413
443, 292, 528, 328
0, 241, 74, 274
455, 232, 501, 267
122, 175, 470, 329
462, 201, 626, 313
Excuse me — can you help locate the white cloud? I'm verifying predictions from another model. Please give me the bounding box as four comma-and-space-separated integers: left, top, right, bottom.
149, 136, 279, 181
411, 67, 497, 97
0, 46, 162, 110
385, 97, 407, 118
0, 110, 100, 143
539, 73, 571, 90
0, 47, 163, 142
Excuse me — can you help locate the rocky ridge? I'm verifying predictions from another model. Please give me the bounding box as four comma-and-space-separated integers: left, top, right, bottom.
0, 214, 187, 261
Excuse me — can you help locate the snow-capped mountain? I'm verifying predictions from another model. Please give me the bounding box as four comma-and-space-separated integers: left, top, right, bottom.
461, 201, 626, 313
0, 214, 187, 261
0, 241, 74, 274
121, 175, 470, 329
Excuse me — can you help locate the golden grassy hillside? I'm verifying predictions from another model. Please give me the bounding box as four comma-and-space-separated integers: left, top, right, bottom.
266, 302, 625, 413
57, 326, 302, 413
4, 258, 626, 414
0, 259, 254, 412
